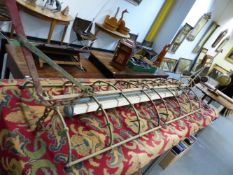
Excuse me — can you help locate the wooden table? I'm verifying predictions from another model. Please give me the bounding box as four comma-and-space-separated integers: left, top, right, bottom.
95, 23, 130, 39
89, 51, 168, 78
5, 45, 104, 79
36, 43, 89, 68
16, 0, 73, 44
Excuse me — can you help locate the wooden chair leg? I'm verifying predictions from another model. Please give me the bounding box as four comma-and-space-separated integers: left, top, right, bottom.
39, 59, 44, 68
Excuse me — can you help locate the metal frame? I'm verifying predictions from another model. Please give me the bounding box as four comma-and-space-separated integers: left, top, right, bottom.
20, 78, 202, 168
31, 78, 201, 168
4, 0, 204, 169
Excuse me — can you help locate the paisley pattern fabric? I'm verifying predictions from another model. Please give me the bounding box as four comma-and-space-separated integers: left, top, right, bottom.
0, 79, 218, 175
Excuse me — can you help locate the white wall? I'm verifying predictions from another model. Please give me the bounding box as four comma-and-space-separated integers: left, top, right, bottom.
207, 0, 233, 72
13, 0, 165, 50
164, 0, 233, 65
152, 0, 195, 54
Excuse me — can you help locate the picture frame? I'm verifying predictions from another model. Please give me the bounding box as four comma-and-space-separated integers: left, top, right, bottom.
208, 64, 230, 80
226, 47, 233, 63
175, 58, 193, 74
215, 37, 230, 53
160, 58, 178, 72
191, 48, 208, 72
187, 12, 211, 41
193, 21, 219, 53
211, 29, 228, 48
125, 0, 142, 5
169, 23, 193, 53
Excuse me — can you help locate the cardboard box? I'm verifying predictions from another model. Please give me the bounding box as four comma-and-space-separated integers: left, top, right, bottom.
159, 137, 196, 169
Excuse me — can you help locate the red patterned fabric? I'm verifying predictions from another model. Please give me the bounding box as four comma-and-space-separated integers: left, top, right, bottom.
0, 79, 218, 175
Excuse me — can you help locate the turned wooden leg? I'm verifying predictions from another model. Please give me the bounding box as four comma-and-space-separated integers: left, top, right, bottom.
60, 24, 68, 45
39, 59, 44, 68
48, 20, 56, 44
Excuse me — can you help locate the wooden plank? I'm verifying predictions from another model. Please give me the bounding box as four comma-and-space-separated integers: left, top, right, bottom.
95, 23, 130, 39
196, 83, 233, 110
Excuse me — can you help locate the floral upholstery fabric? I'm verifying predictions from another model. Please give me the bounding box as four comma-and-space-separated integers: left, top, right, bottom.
0, 79, 218, 175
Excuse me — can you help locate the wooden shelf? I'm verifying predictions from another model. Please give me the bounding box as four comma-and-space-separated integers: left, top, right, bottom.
95, 23, 130, 39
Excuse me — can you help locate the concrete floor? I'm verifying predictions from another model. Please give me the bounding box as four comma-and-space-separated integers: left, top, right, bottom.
145, 115, 233, 175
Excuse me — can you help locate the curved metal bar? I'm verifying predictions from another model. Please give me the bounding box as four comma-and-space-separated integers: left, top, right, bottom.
120, 92, 141, 134
61, 80, 92, 96
91, 80, 143, 142
20, 81, 56, 107
20, 80, 34, 89
92, 96, 113, 147
177, 86, 193, 113
141, 90, 161, 127
114, 80, 142, 134
166, 88, 182, 118
114, 80, 138, 89
62, 80, 76, 94
141, 80, 156, 87
150, 78, 168, 88
91, 80, 118, 92
167, 78, 182, 85
188, 88, 202, 110
65, 107, 201, 167
54, 107, 73, 164
130, 80, 151, 89
166, 78, 201, 109
135, 81, 161, 126
151, 88, 170, 124
127, 80, 140, 86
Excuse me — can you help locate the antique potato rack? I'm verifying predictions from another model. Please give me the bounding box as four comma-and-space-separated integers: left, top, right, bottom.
3, 0, 203, 169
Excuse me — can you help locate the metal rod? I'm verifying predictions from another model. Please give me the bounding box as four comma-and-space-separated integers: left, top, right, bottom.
179, 87, 193, 113
114, 81, 142, 134
120, 92, 141, 134
92, 96, 113, 146
141, 90, 161, 127
189, 88, 202, 110
151, 88, 170, 123
166, 88, 183, 117
55, 107, 73, 164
